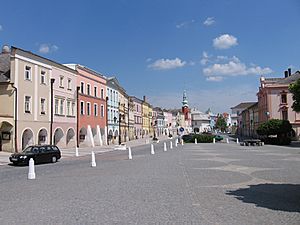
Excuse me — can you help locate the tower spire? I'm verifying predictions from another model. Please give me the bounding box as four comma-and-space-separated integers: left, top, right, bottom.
182, 90, 188, 107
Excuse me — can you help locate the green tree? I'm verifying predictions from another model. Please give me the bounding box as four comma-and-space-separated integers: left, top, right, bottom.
289, 78, 300, 112
256, 119, 292, 136
215, 116, 227, 132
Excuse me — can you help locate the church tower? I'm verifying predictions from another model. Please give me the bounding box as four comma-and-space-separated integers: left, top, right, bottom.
182, 90, 189, 120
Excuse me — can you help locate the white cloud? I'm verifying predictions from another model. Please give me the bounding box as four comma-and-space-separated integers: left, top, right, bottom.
176, 20, 195, 29
200, 51, 211, 65
146, 58, 152, 62
206, 76, 223, 82
148, 58, 186, 70
38, 43, 59, 54
203, 56, 272, 77
213, 34, 238, 49
203, 17, 215, 26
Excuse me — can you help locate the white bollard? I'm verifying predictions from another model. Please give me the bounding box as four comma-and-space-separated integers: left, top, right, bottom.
175, 141, 178, 147
170, 141, 173, 149
164, 142, 167, 152
91, 151, 96, 167
75, 147, 79, 157
226, 138, 229, 144
213, 138, 215, 144
195, 138, 197, 144
151, 144, 155, 155
28, 158, 36, 180
128, 147, 132, 160
236, 138, 239, 144
181, 139, 184, 146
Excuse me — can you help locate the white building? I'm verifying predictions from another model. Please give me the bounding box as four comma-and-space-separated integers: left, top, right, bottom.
191, 109, 211, 133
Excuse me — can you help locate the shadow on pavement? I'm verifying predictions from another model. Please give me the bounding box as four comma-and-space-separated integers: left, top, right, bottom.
226, 183, 300, 212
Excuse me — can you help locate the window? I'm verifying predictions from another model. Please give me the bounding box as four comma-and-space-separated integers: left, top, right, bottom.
100, 105, 104, 118
281, 93, 287, 104
25, 66, 31, 80
80, 101, 84, 115
94, 103, 98, 116
25, 96, 31, 113
87, 84, 91, 95
101, 88, 104, 99
72, 102, 75, 116
55, 99, 59, 115
59, 76, 64, 88
67, 79, 72, 90
60, 99, 64, 115
94, 86, 98, 97
41, 71, 46, 84
87, 102, 91, 116
67, 101, 71, 116
282, 110, 288, 120
80, 82, 84, 94
40, 98, 46, 115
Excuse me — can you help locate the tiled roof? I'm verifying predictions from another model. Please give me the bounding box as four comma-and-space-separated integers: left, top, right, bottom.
276, 71, 300, 84
231, 102, 257, 110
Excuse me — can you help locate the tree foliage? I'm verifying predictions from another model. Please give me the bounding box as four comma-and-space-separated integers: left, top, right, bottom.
215, 115, 227, 132
289, 78, 300, 112
256, 119, 292, 136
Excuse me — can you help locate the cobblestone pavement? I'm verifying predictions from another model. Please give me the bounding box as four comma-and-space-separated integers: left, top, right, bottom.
0, 141, 299, 224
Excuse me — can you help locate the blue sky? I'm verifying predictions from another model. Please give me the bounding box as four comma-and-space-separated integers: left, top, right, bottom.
1, 0, 300, 112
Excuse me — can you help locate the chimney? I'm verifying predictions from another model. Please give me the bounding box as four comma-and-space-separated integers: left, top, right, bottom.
2, 45, 10, 54
288, 68, 292, 76
143, 95, 146, 102
284, 70, 288, 78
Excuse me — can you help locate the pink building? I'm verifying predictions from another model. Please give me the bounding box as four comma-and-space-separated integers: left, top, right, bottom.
257, 69, 300, 140
163, 111, 173, 135
131, 96, 143, 139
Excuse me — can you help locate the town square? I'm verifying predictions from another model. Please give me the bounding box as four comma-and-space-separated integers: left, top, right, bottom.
0, 0, 300, 224
0, 140, 299, 224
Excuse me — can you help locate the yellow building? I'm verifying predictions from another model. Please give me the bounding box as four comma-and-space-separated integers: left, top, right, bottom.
148, 106, 153, 136
142, 96, 150, 137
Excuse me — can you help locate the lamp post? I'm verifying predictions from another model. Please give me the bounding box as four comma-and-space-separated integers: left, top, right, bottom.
76, 86, 80, 148
113, 116, 117, 144
50, 78, 55, 145
118, 113, 123, 145
106, 96, 109, 145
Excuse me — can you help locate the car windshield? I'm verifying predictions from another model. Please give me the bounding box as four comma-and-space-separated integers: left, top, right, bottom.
22, 147, 33, 153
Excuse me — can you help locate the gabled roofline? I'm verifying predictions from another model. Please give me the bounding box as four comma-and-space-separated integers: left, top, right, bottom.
11, 46, 77, 74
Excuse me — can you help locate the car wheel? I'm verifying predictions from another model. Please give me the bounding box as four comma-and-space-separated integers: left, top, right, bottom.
51, 156, 57, 163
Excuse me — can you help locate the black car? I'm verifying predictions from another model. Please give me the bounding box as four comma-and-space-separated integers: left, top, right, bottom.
9, 145, 61, 165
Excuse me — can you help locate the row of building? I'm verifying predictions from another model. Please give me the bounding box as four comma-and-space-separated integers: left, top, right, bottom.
230, 68, 300, 140
0, 45, 186, 153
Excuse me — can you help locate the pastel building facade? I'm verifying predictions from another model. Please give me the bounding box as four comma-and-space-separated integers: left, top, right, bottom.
66, 64, 107, 147
131, 96, 143, 139
258, 70, 300, 139
106, 77, 120, 144
163, 111, 173, 135
51, 64, 77, 149
0, 47, 53, 152
142, 96, 150, 137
